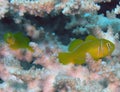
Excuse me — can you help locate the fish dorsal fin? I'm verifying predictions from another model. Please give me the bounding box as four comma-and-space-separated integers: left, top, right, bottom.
68, 39, 83, 51
14, 32, 30, 43
14, 32, 25, 40
85, 35, 97, 41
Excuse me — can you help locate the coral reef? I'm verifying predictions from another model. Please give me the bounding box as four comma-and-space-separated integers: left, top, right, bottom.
0, 0, 120, 92
0, 0, 9, 19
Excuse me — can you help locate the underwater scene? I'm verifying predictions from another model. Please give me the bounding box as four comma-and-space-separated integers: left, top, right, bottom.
0, 0, 120, 92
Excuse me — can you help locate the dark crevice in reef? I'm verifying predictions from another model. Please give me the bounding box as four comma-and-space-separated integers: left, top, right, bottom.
98, 0, 119, 16
99, 78, 109, 88
24, 13, 73, 45
1, 15, 24, 32
24, 13, 69, 33
0, 78, 4, 83
20, 59, 42, 70
20, 61, 33, 70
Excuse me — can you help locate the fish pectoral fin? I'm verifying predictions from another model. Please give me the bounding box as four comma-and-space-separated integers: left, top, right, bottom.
74, 58, 85, 64
58, 52, 72, 65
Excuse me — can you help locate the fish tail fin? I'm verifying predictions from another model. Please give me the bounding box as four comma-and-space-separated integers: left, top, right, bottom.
58, 52, 73, 64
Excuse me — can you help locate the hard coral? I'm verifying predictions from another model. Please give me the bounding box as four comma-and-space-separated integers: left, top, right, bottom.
10, 0, 56, 16
0, 0, 9, 19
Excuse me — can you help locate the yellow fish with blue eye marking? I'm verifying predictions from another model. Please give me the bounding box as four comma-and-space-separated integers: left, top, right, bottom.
4, 32, 34, 52
58, 35, 115, 65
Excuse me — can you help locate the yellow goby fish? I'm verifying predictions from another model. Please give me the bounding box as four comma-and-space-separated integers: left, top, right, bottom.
58, 35, 115, 64
4, 32, 34, 52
